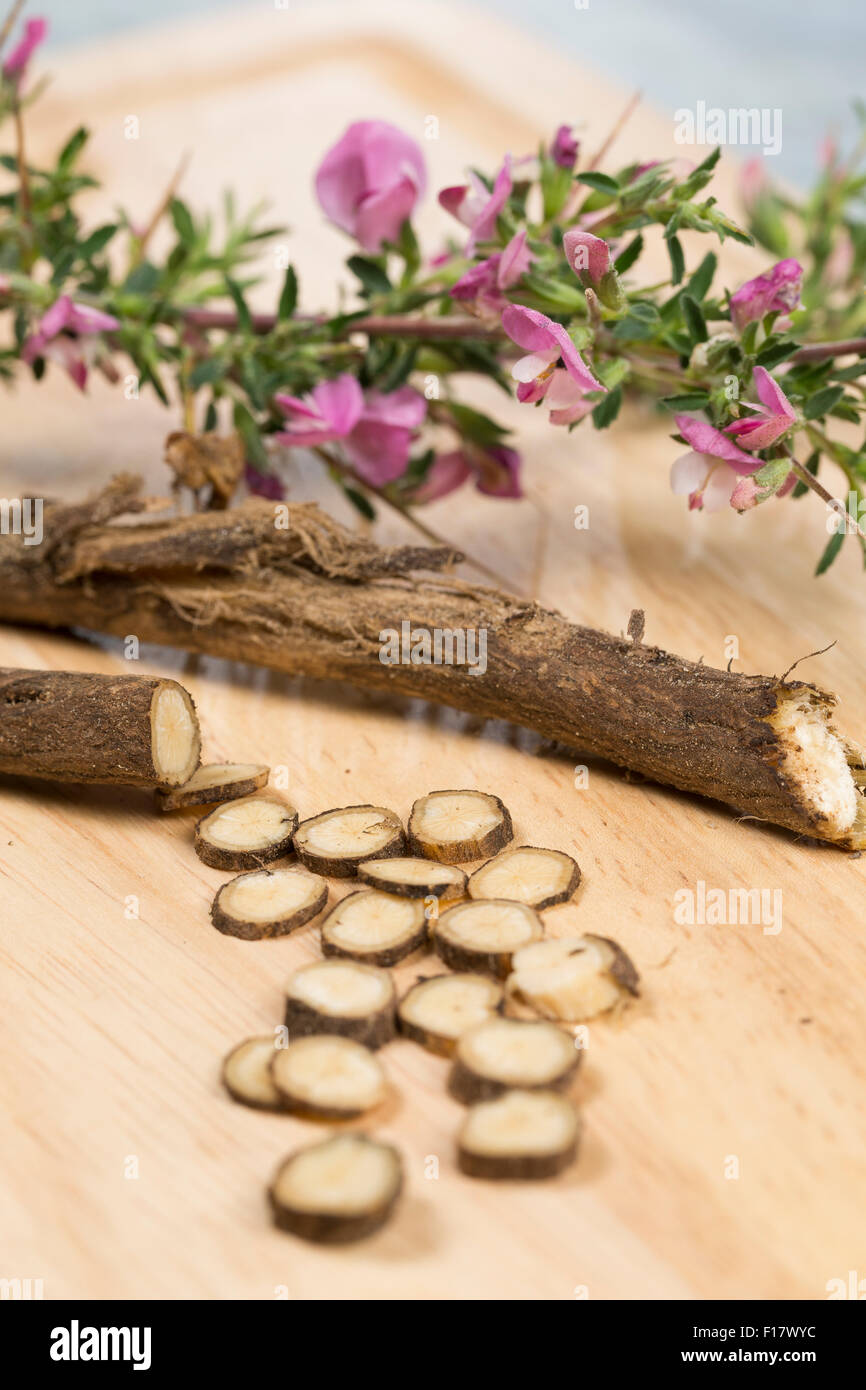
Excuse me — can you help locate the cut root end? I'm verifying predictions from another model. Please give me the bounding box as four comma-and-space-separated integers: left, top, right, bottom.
195, 794, 298, 870
269, 1133, 403, 1243
150, 681, 201, 786
767, 689, 866, 849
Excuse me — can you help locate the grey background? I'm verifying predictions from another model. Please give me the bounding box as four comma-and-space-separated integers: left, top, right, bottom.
31, 0, 866, 186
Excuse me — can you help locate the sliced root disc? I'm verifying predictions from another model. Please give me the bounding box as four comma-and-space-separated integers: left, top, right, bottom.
294, 805, 405, 878
221, 1035, 285, 1111
151, 682, 201, 787
211, 865, 327, 940
357, 857, 467, 901
157, 762, 269, 812
321, 889, 427, 966
458, 1089, 580, 1181
285, 960, 396, 1049
195, 794, 298, 870
269, 1133, 403, 1243
397, 973, 504, 1057
269, 1034, 387, 1119
508, 934, 640, 1022
434, 898, 543, 977
408, 789, 513, 863
468, 845, 580, 910
449, 1015, 579, 1104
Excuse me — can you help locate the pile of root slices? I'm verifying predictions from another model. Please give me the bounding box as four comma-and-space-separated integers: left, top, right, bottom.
164, 769, 640, 1244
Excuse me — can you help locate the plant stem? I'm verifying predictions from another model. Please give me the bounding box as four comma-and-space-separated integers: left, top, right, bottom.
791, 337, 866, 364
0, 0, 25, 55
785, 449, 866, 540
180, 307, 499, 340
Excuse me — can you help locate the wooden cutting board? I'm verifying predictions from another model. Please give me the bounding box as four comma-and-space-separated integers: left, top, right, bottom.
1, 0, 864, 1300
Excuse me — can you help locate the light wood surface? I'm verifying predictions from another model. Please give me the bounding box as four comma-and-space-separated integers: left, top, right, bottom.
1, 1, 864, 1301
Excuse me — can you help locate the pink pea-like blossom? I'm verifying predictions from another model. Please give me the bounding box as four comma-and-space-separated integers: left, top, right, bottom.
439, 157, 512, 253
315, 121, 426, 254
410, 444, 522, 502
21, 294, 119, 391
729, 258, 803, 332
550, 125, 578, 170
502, 304, 604, 417
562, 228, 612, 286
724, 367, 796, 451
276, 374, 426, 486
2, 17, 47, 80
670, 414, 761, 512
451, 228, 533, 317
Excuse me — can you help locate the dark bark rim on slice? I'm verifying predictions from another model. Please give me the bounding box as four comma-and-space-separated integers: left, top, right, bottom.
157, 761, 270, 812
285, 960, 396, 1049
293, 804, 406, 878
467, 844, 581, 910
210, 864, 327, 940
457, 1091, 580, 1181
396, 972, 505, 1057
320, 889, 428, 967
268, 1133, 403, 1243
433, 897, 544, 978
194, 794, 298, 871
407, 789, 514, 863
584, 933, 641, 996
220, 1035, 286, 1112
448, 1016, 581, 1104
356, 856, 468, 900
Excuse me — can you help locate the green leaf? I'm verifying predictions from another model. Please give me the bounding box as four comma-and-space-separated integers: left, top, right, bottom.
659, 392, 711, 411
123, 261, 160, 295
613, 234, 643, 275
815, 528, 845, 576
449, 401, 510, 447
681, 294, 707, 343
347, 255, 392, 297
754, 338, 800, 369
225, 276, 252, 335
233, 402, 269, 468
576, 172, 620, 195
686, 251, 717, 302
78, 223, 118, 259
189, 359, 225, 390
170, 198, 196, 247
592, 385, 622, 429
277, 265, 298, 320
804, 385, 845, 420
666, 235, 685, 286
58, 126, 89, 171
343, 485, 376, 521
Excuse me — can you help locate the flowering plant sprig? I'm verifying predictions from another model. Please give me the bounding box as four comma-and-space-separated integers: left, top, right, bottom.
2, 7, 865, 576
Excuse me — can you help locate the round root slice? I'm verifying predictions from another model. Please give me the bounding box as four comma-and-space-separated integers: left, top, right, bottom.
157, 762, 269, 812
269, 1035, 387, 1119
321, 890, 427, 967
211, 865, 327, 940
397, 974, 504, 1057
408, 789, 513, 863
221, 1035, 285, 1112
449, 1016, 579, 1104
357, 857, 467, 901
508, 934, 640, 1022
468, 845, 580, 910
294, 805, 405, 878
285, 960, 396, 1049
269, 1133, 403, 1244
195, 794, 298, 870
434, 899, 543, 978
458, 1090, 580, 1181
151, 682, 201, 787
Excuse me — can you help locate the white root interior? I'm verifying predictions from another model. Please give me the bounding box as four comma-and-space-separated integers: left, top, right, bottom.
201, 796, 294, 850
273, 1134, 400, 1215
271, 1035, 386, 1112
288, 960, 393, 1017
469, 847, 575, 905
173, 762, 267, 794
399, 974, 503, 1041
224, 1036, 282, 1107
460, 1090, 579, 1158
361, 857, 465, 894
298, 808, 400, 857
438, 900, 542, 952
412, 792, 502, 844
219, 866, 320, 923
324, 891, 425, 949
509, 937, 622, 1021
151, 685, 198, 783
457, 1017, 574, 1085
767, 694, 859, 838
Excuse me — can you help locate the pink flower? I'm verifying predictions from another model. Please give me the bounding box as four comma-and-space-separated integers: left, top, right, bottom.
550, 125, 578, 170
22, 294, 119, 391
563, 228, 612, 286
315, 121, 426, 254
502, 304, 604, 413
244, 463, 285, 501
724, 367, 796, 451
729, 258, 803, 332
276, 375, 426, 486
2, 17, 47, 80
439, 158, 512, 253
411, 445, 522, 502
451, 229, 533, 316
670, 414, 760, 512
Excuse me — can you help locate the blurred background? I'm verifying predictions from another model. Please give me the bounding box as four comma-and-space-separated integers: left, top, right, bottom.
35, 0, 865, 187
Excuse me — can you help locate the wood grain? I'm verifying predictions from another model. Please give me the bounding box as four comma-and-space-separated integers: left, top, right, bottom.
0, 0, 864, 1301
